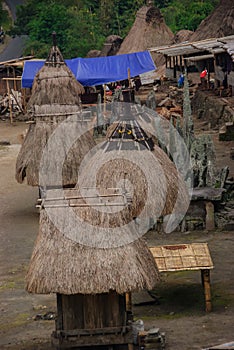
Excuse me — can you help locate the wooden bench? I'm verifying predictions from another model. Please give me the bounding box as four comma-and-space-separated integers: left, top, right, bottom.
150, 243, 214, 312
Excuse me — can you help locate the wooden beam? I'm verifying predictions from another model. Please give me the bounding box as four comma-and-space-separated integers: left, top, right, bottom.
201, 269, 212, 312
125, 293, 132, 312
2, 77, 22, 81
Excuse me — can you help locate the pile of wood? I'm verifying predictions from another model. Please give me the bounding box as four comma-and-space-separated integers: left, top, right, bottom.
0, 89, 23, 117
156, 95, 182, 121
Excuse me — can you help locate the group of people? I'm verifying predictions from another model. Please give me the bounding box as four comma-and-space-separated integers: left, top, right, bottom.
177, 68, 208, 89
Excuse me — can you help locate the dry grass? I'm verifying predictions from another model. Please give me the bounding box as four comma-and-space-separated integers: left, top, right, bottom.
15, 51, 94, 187
118, 6, 174, 67
190, 0, 234, 41
26, 209, 160, 295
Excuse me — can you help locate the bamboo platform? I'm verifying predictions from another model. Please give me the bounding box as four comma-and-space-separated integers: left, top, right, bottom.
150, 243, 214, 312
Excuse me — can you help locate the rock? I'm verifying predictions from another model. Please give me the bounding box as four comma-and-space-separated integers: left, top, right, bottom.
223, 221, 234, 231
219, 122, 234, 141
0, 140, 10, 145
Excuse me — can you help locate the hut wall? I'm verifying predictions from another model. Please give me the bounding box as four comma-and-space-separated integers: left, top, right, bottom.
57, 292, 127, 330
165, 67, 175, 80
53, 292, 133, 348
215, 65, 225, 85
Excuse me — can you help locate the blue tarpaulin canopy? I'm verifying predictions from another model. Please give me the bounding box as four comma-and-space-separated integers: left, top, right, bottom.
22, 51, 156, 88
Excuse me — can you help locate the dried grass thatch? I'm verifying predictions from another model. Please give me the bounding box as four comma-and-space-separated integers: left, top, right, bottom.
173, 30, 194, 44
15, 44, 94, 187
26, 208, 160, 295
190, 0, 234, 41
26, 116, 189, 295
118, 6, 174, 67
100, 35, 123, 56
100, 121, 189, 218
16, 118, 95, 187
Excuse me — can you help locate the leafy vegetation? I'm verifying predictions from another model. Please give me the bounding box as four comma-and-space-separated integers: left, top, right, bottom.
0, 0, 11, 31
7, 0, 219, 58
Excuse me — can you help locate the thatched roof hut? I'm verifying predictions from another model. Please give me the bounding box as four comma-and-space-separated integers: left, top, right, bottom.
173, 30, 194, 44
118, 6, 174, 67
26, 116, 189, 295
190, 0, 234, 41
26, 207, 159, 295
16, 40, 95, 187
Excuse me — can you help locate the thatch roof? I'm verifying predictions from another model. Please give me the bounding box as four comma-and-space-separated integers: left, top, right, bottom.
173, 30, 194, 44
15, 43, 94, 187
100, 35, 123, 56
26, 117, 189, 295
190, 0, 234, 42
26, 201, 160, 295
118, 6, 174, 67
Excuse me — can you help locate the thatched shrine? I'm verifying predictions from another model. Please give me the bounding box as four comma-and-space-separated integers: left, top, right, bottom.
15, 35, 95, 188
26, 106, 189, 348
118, 4, 174, 67
190, 0, 234, 41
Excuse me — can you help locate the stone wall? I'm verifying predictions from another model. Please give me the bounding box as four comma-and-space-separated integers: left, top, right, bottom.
191, 90, 234, 128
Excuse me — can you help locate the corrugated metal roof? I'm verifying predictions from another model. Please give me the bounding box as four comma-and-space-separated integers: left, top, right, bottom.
148, 35, 234, 61
184, 54, 214, 62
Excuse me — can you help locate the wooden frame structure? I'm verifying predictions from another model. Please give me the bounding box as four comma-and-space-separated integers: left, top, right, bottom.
52, 292, 133, 349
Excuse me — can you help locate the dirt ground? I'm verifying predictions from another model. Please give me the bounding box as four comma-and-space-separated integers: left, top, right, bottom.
0, 119, 233, 350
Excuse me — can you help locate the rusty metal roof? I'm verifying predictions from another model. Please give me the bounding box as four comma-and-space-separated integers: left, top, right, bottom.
148, 35, 234, 61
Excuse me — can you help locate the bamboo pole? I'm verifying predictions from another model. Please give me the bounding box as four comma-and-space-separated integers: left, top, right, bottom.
13, 67, 17, 91
201, 269, 212, 312
6, 79, 13, 124
103, 84, 106, 115
37, 202, 127, 209
37, 193, 124, 202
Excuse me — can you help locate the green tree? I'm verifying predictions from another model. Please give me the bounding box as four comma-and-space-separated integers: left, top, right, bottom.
161, 0, 219, 32
11, 0, 219, 58
0, 0, 11, 31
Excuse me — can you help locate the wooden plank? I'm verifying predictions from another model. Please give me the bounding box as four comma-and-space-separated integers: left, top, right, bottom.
51, 330, 133, 348
56, 294, 63, 331
61, 294, 84, 330
56, 326, 130, 337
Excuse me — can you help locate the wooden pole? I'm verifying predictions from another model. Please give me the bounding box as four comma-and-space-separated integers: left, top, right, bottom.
6, 79, 13, 124
128, 68, 132, 88
104, 84, 106, 115
125, 292, 132, 312
201, 269, 212, 312
13, 67, 17, 91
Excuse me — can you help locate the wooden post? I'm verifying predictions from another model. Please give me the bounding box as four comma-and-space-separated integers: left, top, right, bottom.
104, 84, 106, 115
6, 79, 13, 124
201, 269, 212, 312
125, 292, 132, 312
13, 68, 17, 91
128, 68, 132, 89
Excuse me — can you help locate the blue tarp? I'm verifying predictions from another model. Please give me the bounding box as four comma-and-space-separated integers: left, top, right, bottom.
22, 51, 156, 88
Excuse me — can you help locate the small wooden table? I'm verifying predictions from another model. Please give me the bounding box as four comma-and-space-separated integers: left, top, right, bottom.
150, 243, 214, 312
